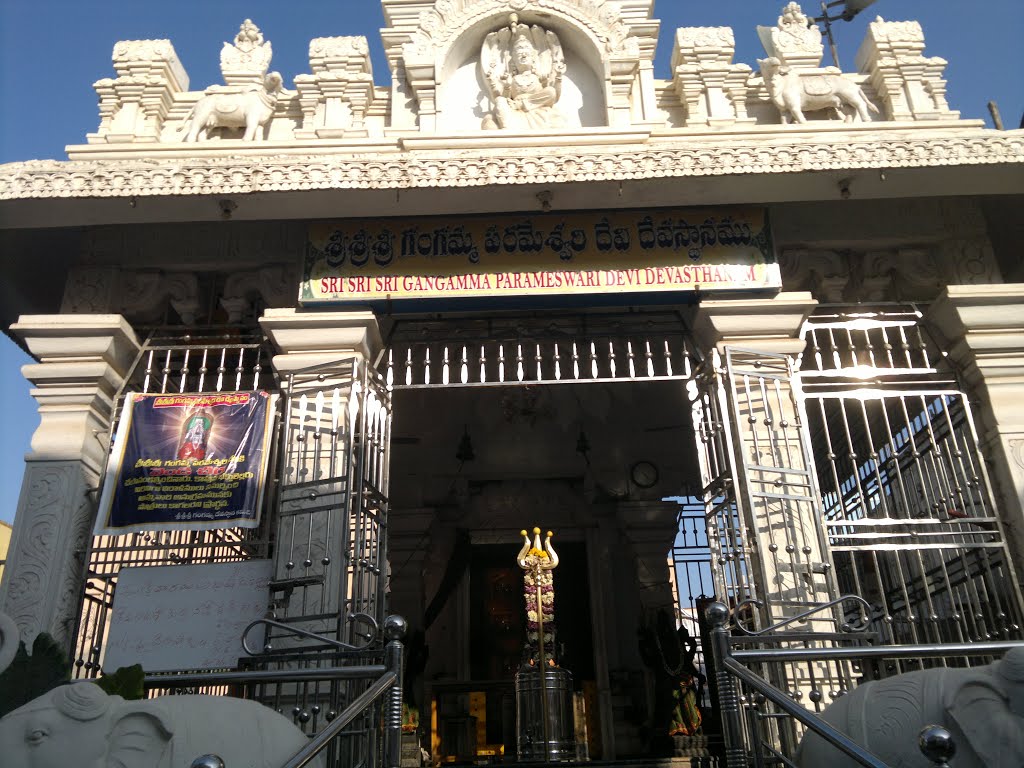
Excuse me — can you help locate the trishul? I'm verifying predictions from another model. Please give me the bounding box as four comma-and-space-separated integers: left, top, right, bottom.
516, 526, 559, 570
517, 526, 559, 757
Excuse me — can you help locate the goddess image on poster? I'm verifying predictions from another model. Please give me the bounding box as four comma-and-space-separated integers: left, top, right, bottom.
178, 407, 215, 461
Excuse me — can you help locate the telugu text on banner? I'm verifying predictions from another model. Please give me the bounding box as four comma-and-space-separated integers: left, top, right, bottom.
302, 207, 779, 303
94, 391, 276, 536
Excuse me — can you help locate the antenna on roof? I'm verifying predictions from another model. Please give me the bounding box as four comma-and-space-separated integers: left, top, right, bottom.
813, 0, 879, 68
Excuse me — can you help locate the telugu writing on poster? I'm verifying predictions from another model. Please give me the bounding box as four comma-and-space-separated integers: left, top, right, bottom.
302, 207, 779, 303
94, 391, 277, 536
103, 560, 273, 672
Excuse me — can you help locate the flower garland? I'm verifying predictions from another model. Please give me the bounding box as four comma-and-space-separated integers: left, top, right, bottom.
523, 559, 556, 665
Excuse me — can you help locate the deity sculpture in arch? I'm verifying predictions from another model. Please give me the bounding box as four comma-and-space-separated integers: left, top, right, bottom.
480, 14, 567, 131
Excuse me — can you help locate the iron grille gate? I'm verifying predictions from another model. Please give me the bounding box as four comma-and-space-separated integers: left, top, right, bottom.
74, 331, 274, 678
71, 334, 394, 767
800, 310, 1024, 653
690, 343, 853, 765
68, 311, 1024, 765
249, 356, 392, 767
691, 308, 1024, 766
270, 357, 392, 648
691, 348, 841, 630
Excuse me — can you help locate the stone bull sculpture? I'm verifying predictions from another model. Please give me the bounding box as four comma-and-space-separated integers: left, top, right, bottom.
0, 612, 324, 768
797, 647, 1024, 768
758, 57, 879, 124
179, 72, 284, 142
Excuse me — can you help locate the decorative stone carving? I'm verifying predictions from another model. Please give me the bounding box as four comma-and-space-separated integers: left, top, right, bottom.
61, 269, 201, 324
294, 37, 375, 139
937, 238, 1002, 286
180, 72, 285, 141
89, 40, 189, 144
221, 266, 294, 322
670, 27, 753, 127
220, 18, 273, 88
758, 57, 879, 123
780, 245, 999, 304
756, 2, 824, 69
779, 248, 850, 302
481, 15, 566, 130
797, 648, 1024, 768
120, 271, 201, 324
395, 0, 639, 60
0, 315, 140, 649
384, 0, 655, 130
855, 17, 958, 121
0, 675, 326, 768
60, 267, 120, 314
7, 131, 1023, 199
0, 464, 94, 648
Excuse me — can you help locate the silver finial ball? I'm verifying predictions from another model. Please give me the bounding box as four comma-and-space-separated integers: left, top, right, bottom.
383, 614, 408, 641
918, 725, 956, 764
705, 601, 730, 627
191, 756, 226, 768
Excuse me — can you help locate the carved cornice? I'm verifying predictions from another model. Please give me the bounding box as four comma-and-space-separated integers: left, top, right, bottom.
1, 130, 1021, 200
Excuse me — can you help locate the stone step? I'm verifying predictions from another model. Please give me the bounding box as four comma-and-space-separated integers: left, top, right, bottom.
504, 758, 719, 768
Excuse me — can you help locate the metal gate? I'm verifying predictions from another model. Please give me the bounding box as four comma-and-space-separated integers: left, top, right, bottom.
691, 307, 1024, 766
800, 309, 1024, 652
73, 331, 274, 677
269, 357, 392, 648
71, 334, 396, 766
691, 347, 840, 632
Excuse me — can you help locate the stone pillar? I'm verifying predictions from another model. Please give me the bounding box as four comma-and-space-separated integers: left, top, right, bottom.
927, 285, 1024, 569
690, 292, 815, 358
0, 315, 140, 649
259, 308, 382, 373
617, 500, 679, 612
258, 309, 384, 642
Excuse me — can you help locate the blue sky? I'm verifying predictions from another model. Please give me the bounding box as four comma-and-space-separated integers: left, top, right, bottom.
0, 0, 1021, 523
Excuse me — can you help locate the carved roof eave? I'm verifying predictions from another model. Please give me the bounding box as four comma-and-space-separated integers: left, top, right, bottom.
1, 123, 1021, 203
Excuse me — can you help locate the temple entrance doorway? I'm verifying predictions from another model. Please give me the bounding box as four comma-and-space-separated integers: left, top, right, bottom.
382, 308, 706, 763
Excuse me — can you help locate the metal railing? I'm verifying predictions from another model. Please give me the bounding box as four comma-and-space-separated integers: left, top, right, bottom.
704, 600, 1018, 768
143, 615, 407, 768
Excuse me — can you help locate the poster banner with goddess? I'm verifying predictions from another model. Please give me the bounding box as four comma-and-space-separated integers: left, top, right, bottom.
94, 391, 276, 535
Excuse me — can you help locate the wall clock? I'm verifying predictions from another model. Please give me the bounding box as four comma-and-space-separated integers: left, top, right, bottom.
630, 460, 659, 488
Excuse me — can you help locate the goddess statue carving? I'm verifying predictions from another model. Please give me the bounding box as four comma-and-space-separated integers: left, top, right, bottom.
481, 14, 567, 130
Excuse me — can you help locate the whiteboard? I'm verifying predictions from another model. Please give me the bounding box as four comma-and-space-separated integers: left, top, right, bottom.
104, 559, 273, 673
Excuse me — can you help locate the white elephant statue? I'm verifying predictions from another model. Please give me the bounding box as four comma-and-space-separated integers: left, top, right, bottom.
0, 610, 324, 768
0, 681, 325, 768
758, 57, 879, 124
797, 647, 1024, 768
179, 72, 284, 142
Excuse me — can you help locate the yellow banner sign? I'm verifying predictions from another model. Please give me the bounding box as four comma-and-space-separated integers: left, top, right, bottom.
302, 207, 779, 303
